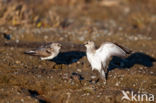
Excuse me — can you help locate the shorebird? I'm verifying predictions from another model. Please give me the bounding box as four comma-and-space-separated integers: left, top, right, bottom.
84, 41, 131, 84
25, 42, 61, 60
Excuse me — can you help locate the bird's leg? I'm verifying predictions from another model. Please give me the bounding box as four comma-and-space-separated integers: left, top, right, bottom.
104, 66, 108, 80
100, 69, 107, 85
104, 65, 109, 80
104, 58, 111, 80
91, 69, 100, 84
101, 62, 109, 84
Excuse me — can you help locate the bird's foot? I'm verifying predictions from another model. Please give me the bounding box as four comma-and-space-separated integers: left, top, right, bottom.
100, 77, 107, 85
103, 79, 107, 85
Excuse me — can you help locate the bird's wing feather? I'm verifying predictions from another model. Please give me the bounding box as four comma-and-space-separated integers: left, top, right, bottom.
25, 43, 55, 57
96, 42, 127, 58
34, 47, 54, 57
113, 43, 132, 54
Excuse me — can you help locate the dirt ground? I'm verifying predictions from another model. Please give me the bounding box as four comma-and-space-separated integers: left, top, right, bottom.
0, 0, 156, 103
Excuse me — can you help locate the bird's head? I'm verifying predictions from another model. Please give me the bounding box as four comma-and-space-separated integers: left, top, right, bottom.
84, 41, 95, 49
51, 43, 62, 50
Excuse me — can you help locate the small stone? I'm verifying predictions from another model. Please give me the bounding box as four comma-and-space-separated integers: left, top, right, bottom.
77, 61, 80, 64
16, 39, 19, 43
71, 81, 75, 85
86, 93, 90, 96
10, 47, 14, 50
150, 71, 154, 74
59, 37, 63, 40
120, 78, 123, 80
17, 92, 20, 95
44, 35, 48, 40
21, 99, 24, 102
115, 82, 119, 86
79, 36, 84, 41
97, 95, 100, 98
37, 75, 41, 78
134, 37, 138, 41
91, 75, 96, 79
118, 27, 123, 31
124, 7, 130, 14
77, 69, 82, 72
15, 60, 21, 64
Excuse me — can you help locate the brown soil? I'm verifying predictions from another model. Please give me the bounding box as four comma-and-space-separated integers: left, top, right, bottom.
0, 0, 155, 103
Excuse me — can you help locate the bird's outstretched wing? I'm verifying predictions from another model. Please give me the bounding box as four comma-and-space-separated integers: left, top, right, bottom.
97, 42, 130, 58
114, 43, 132, 54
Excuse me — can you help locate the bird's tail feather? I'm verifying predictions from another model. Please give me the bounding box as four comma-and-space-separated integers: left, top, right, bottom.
24, 51, 36, 55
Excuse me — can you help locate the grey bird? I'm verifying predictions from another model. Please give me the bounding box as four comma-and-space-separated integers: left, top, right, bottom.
25, 42, 61, 60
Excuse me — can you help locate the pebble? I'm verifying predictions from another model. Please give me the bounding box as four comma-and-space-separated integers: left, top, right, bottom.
91, 75, 96, 79
17, 92, 20, 95
71, 81, 75, 85
16, 39, 19, 43
44, 35, 48, 40
15, 60, 21, 64
86, 93, 90, 96
21, 99, 24, 102
97, 95, 100, 98
118, 27, 123, 31
64, 80, 67, 83
77, 69, 82, 72
81, 93, 90, 96
120, 77, 123, 80
62, 73, 68, 79
124, 7, 130, 14
77, 61, 80, 64
10, 47, 14, 50
115, 82, 119, 86
150, 71, 154, 74
79, 36, 85, 41
37, 75, 41, 78
139, 67, 143, 70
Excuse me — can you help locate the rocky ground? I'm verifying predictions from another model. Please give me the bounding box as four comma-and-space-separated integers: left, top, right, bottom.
0, 0, 156, 103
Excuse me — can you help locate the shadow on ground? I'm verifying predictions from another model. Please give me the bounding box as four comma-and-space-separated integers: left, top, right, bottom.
51, 51, 86, 64
109, 52, 156, 71
20, 88, 49, 103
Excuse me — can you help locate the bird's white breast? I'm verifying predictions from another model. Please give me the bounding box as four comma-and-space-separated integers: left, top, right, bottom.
87, 52, 103, 72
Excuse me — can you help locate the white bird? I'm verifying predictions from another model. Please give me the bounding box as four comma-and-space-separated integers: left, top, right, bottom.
25, 42, 61, 60
84, 41, 131, 83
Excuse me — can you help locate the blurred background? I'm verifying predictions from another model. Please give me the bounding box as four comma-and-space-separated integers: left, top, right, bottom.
0, 0, 155, 43
0, 0, 155, 103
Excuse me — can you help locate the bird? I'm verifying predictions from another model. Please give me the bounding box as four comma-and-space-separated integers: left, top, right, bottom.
25, 42, 62, 60
84, 41, 131, 84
